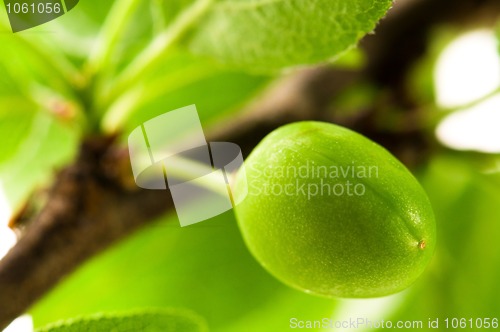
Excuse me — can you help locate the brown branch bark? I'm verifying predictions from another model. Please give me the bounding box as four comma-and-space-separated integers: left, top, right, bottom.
0, 0, 498, 329
0, 137, 173, 329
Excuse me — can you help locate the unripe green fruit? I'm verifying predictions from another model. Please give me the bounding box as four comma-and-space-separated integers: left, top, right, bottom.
234, 121, 436, 298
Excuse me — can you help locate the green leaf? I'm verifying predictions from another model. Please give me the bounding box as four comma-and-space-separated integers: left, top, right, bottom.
154, 0, 196, 27
0, 22, 79, 94
0, 99, 36, 164
31, 212, 336, 331
102, 48, 270, 132
108, 0, 392, 98
118, 67, 270, 132
186, 0, 393, 71
0, 110, 79, 209
35, 308, 208, 332
16, 0, 114, 63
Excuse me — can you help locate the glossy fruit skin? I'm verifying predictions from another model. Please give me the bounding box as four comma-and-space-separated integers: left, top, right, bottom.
234, 121, 436, 298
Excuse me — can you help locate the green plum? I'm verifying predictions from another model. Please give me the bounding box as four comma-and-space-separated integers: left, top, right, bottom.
233, 121, 436, 298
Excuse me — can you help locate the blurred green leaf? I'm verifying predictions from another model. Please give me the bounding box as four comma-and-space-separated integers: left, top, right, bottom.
330, 47, 366, 70
102, 48, 270, 132
0, 110, 78, 209
35, 308, 208, 332
0, 98, 36, 164
186, 0, 393, 71
330, 81, 377, 118
25, 0, 115, 64
31, 212, 336, 331
0, 23, 79, 95
154, 0, 196, 28
119, 69, 270, 132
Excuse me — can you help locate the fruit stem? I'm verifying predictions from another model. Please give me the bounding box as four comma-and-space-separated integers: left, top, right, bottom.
136, 153, 235, 198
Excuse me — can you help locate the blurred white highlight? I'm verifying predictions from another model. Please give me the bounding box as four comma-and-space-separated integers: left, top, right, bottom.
434, 29, 500, 109
434, 29, 500, 153
331, 292, 407, 332
3, 315, 33, 332
0, 181, 16, 260
436, 94, 500, 153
